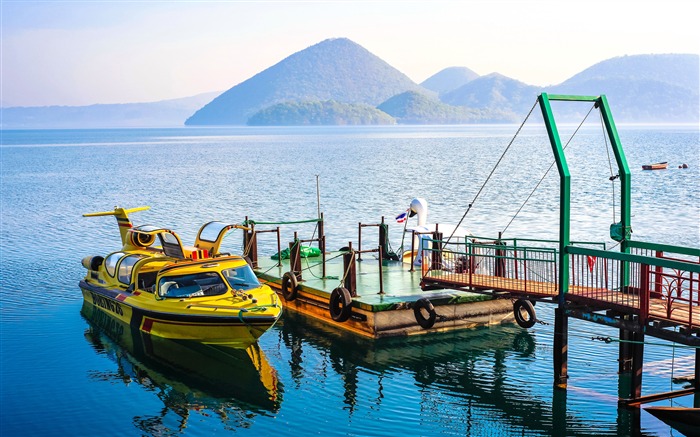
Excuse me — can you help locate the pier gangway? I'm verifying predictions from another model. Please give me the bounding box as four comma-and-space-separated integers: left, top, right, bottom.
419, 236, 700, 343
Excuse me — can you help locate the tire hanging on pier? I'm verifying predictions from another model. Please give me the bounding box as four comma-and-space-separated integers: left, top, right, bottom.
329, 287, 352, 322
513, 299, 536, 329
281, 272, 299, 301
414, 297, 436, 329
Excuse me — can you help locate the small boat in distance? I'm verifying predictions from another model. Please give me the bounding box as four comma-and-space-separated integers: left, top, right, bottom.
644, 406, 700, 437
79, 206, 283, 347
642, 162, 668, 170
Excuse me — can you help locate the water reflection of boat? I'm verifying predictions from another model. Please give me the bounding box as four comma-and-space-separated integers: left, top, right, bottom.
645, 406, 700, 437
81, 301, 281, 430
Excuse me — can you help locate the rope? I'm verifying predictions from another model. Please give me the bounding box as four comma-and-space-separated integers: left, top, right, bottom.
445, 99, 539, 245
244, 218, 321, 226
591, 336, 699, 349
501, 102, 597, 237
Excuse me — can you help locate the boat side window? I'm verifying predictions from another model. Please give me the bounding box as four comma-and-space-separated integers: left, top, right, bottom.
104, 252, 125, 277
137, 271, 158, 292
222, 265, 261, 291
117, 255, 144, 285
157, 272, 228, 298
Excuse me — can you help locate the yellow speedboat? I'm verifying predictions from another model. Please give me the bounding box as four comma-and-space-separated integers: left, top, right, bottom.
79, 206, 282, 347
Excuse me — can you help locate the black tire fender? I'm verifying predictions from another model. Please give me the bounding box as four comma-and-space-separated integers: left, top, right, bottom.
414, 297, 436, 329
329, 287, 352, 322
513, 299, 536, 329
281, 272, 298, 301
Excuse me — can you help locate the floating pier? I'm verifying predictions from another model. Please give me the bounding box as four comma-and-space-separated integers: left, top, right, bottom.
255, 246, 514, 338
244, 94, 699, 410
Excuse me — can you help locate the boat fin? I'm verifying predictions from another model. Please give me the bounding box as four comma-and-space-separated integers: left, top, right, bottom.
83, 206, 150, 245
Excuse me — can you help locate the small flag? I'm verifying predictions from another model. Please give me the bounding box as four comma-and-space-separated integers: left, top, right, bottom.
396, 211, 408, 223
587, 255, 596, 273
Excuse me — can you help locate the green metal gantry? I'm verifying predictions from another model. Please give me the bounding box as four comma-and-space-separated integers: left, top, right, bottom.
537, 93, 632, 388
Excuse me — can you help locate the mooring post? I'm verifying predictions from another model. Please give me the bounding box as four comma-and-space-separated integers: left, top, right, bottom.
553, 306, 568, 389
619, 316, 633, 374
409, 230, 416, 272
357, 222, 363, 261
276, 227, 281, 267
319, 213, 326, 278
379, 216, 388, 260
343, 242, 357, 297
290, 232, 302, 281
631, 330, 645, 400
247, 228, 258, 269
431, 231, 443, 271
378, 245, 384, 295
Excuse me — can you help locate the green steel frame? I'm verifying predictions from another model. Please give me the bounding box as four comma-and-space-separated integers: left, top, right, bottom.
537, 93, 632, 303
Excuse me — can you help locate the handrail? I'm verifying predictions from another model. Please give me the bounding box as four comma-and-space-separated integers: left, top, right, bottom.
566, 246, 700, 273
627, 240, 700, 258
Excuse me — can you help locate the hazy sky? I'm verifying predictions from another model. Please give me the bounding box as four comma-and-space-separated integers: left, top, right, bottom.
2, 0, 698, 107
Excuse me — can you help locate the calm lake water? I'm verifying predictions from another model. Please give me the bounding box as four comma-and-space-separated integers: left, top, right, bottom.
1, 122, 698, 436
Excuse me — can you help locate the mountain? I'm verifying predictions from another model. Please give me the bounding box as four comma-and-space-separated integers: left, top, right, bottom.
559, 54, 698, 93
0, 92, 220, 129
551, 54, 699, 123
248, 100, 396, 125
420, 67, 480, 96
185, 38, 424, 125
440, 73, 542, 121
2, 44, 696, 128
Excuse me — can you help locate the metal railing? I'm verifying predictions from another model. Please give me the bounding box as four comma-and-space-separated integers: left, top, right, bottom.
421, 237, 700, 331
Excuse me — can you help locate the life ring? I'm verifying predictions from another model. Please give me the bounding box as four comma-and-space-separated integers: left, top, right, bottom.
281, 272, 298, 301
329, 287, 352, 322
414, 297, 436, 329
513, 299, 536, 329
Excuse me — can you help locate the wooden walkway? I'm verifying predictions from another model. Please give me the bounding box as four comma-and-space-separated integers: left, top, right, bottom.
424, 270, 700, 329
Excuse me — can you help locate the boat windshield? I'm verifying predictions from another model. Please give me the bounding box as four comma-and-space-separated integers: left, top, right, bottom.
198, 221, 228, 242
157, 272, 228, 299
222, 265, 261, 291
117, 254, 145, 284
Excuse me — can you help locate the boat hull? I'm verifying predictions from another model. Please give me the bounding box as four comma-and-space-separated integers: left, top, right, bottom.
642, 162, 668, 170
80, 281, 280, 348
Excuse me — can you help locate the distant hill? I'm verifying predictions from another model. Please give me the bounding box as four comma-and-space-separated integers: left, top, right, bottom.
0, 92, 219, 129
551, 54, 699, 123
248, 100, 396, 125
185, 38, 424, 125
377, 91, 498, 124
440, 73, 542, 121
420, 67, 480, 96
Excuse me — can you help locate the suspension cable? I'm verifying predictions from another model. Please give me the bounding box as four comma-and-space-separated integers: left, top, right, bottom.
445, 99, 539, 244
599, 110, 617, 221
500, 102, 597, 237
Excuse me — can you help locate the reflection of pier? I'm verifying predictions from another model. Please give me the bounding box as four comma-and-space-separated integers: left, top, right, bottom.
279, 311, 642, 436
81, 302, 281, 432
